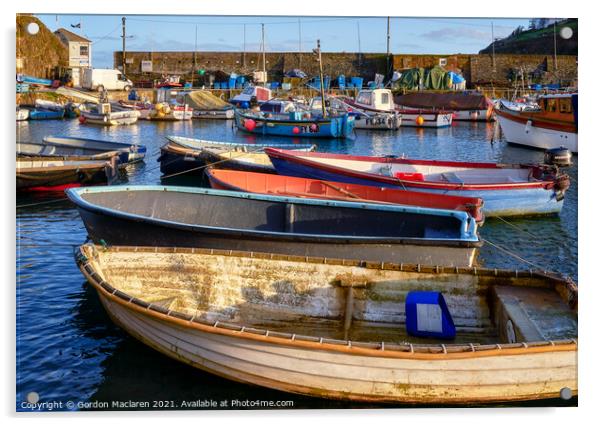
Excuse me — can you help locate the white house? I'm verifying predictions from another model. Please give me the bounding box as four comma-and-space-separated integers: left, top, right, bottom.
54, 28, 92, 87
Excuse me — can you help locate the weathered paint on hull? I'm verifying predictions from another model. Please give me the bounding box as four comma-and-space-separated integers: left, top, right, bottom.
496, 113, 578, 153
97, 294, 576, 404
75, 206, 478, 267
269, 157, 563, 217
399, 112, 453, 128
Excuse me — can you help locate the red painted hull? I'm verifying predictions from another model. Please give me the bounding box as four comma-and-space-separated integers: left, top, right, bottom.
21, 183, 83, 192
206, 168, 484, 223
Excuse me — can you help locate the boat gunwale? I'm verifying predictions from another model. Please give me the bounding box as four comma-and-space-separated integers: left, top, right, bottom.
166, 135, 316, 151
76, 243, 577, 360
42, 135, 147, 153
204, 168, 486, 223
494, 106, 577, 133
66, 185, 481, 245
234, 109, 348, 125
265, 148, 561, 191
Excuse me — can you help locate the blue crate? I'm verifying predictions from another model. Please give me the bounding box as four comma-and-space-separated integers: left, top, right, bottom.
405, 291, 456, 339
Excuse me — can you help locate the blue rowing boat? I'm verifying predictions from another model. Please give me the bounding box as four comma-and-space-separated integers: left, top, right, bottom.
28, 108, 65, 120
234, 109, 355, 138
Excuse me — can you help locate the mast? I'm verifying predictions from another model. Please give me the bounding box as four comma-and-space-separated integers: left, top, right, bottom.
262, 23, 266, 87
316, 39, 326, 117
121, 17, 126, 76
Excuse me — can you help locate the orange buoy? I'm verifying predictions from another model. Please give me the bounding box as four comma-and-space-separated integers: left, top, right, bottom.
416, 115, 424, 126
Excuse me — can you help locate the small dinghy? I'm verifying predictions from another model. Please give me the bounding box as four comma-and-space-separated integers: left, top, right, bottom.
159, 136, 316, 177
17, 136, 146, 163
76, 243, 577, 404
206, 169, 484, 223
265, 149, 570, 217
17, 156, 121, 191
28, 108, 65, 120
80, 102, 139, 126
67, 185, 481, 266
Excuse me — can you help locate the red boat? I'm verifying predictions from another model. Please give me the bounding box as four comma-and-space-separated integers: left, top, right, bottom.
206, 168, 484, 223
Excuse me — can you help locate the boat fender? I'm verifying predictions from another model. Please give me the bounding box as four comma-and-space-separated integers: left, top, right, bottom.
416, 115, 424, 126
78, 115, 86, 124
394, 172, 425, 181
293, 126, 300, 135
405, 291, 456, 339
244, 119, 256, 131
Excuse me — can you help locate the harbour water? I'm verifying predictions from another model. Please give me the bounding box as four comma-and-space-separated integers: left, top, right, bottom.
16, 118, 578, 410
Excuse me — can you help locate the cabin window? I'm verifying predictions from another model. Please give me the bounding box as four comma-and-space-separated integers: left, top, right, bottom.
381, 92, 389, 105
547, 99, 557, 113
357, 92, 372, 105
79, 45, 89, 56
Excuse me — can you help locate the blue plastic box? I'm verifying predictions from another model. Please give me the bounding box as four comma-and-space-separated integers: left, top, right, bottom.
405, 291, 456, 339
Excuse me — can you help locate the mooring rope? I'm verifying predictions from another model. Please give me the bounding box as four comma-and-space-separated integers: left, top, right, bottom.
482, 237, 553, 272
16, 198, 70, 209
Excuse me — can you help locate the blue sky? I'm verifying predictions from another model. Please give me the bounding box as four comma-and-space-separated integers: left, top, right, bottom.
36, 15, 536, 68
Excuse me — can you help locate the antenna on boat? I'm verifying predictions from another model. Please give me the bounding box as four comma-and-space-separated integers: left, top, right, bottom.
313, 39, 327, 117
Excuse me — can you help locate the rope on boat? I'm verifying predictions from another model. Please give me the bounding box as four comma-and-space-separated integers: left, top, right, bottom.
482, 237, 553, 272
159, 146, 267, 180
16, 198, 70, 209
490, 215, 575, 253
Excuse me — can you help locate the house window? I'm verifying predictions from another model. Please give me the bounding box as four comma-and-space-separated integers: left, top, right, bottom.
80, 45, 88, 56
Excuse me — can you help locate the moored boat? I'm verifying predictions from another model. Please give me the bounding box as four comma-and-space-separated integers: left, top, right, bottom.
67, 185, 481, 267
495, 94, 578, 153
206, 168, 484, 223
192, 109, 235, 120
346, 89, 453, 128
28, 108, 65, 120
76, 243, 577, 404
16, 136, 147, 163
395, 92, 495, 122
80, 102, 139, 126
265, 149, 570, 217
17, 156, 121, 191
159, 136, 316, 177
234, 109, 355, 139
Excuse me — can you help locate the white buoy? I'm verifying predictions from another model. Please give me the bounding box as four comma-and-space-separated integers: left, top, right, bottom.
26, 22, 39, 35
560, 27, 573, 40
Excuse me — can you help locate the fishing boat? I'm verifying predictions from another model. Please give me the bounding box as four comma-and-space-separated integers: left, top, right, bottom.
346, 89, 453, 128
76, 243, 577, 404
17, 156, 121, 191
159, 138, 315, 177
395, 92, 495, 122
16, 136, 146, 163
28, 108, 65, 120
234, 109, 354, 138
265, 149, 570, 217
16, 107, 29, 121
205, 169, 484, 223
309, 96, 401, 130
495, 94, 578, 153
80, 102, 139, 126
67, 185, 481, 267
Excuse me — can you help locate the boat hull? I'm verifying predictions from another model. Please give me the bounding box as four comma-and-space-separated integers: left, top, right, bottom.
81, 111, 139, 126
266, 150, 566, 217
496, 110, 578, 153
68, 186, 481, 267
399, 111, 453, 128
352, 113, 401, 130
235, 110, 354, 138
453, 109, 493, 122
29, 136, 147, 163
17, 160, 116, 191
29, 109, 64, 120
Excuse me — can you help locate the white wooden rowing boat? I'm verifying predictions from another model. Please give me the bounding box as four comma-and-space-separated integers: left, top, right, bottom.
76, 244, 577, 405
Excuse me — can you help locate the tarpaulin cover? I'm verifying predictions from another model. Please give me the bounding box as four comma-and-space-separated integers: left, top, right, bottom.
424, 66, 451, 90
448, 72, 465, 84
185, 90, 232, 111
394, 92, 492, 111
392, 68, 425, 90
